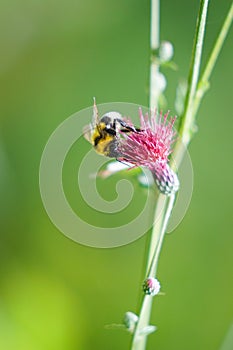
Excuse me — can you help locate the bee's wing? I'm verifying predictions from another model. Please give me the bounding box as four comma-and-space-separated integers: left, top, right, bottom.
83, 98, 99, 144
92, 97, 99, 124
83, 123, 94, 145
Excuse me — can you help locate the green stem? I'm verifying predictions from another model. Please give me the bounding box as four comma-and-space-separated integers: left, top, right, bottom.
147, 195, 175, 278
130, 195, 175, 350
149, 0, 160, 110
193, 2, 233, 117
172, 0, 209, 168
130, 1, 210, 349
177, 0, 209, 144
130, 2, 161, 349
129, 1, 232, 349
131, 1, 209, 349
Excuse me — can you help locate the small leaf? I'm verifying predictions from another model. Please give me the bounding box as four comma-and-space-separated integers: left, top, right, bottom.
139, 325, 157, 336
123, 311, 138, 333
175, 79, 188, 116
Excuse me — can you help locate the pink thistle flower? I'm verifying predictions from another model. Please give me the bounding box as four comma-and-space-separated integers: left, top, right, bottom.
118, 109, 179, 195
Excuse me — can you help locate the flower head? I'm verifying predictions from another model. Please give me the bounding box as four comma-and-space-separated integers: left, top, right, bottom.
143, 277, 161, 296
118, 109, 179, 195
119, 109, 175, 169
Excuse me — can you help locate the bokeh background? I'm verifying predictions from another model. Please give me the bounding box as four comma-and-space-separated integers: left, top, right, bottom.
1, 0, 233, 349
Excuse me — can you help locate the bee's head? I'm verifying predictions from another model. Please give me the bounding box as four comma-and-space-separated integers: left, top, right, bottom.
93, 98, 122, 126
100, 112, 122, 126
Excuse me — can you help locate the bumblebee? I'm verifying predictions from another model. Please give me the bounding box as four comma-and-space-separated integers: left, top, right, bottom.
84, 99, 141, 158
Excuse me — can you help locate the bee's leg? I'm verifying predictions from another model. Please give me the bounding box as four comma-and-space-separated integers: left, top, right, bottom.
116, 119, 141, 132
120, 128, 138, 133
116, 157, 136, 169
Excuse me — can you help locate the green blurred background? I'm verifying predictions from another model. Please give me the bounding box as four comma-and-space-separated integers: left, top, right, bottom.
1, 0, 233, 349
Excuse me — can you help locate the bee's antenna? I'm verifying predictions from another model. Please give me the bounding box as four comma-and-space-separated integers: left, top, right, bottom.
93, 97, 99, 124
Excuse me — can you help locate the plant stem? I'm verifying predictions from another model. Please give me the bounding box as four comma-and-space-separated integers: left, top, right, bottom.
130, 2, 161, 348
131, 1, 210, 349
130, 195, 175, 350
193, 2, 233, 117
172, 0, 209, 169
149, 0, 160, 110
178, 0, 209, 144
147, 195, 175, 278
129, 1, 232, 349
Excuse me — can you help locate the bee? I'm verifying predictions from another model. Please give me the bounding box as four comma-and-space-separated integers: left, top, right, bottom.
83, 98, 141, 158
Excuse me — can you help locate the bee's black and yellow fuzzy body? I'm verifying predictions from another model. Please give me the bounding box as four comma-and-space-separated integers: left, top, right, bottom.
84, 99, 141, 158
